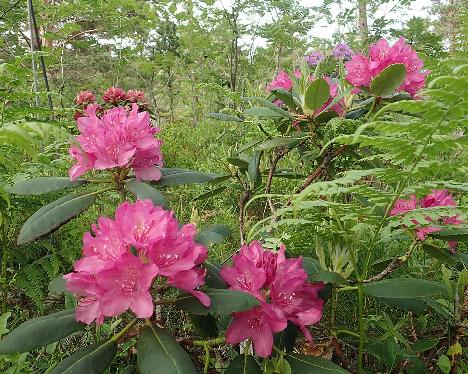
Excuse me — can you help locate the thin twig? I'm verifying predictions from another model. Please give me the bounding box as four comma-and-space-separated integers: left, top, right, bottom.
363, 241, 418, 283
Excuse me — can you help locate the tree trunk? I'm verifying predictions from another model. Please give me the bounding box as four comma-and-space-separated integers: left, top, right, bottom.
357, 0, 369, 45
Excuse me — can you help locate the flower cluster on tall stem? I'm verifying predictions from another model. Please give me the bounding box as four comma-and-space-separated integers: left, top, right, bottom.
64, 200, 210, 324
220, 241, 324, 357
69, 103, 163, 182
345, 37, 429, 97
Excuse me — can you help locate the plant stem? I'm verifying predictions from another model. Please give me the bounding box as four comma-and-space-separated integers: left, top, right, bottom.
364, 240, 418, 283
364, 97, 378, 120
1, 229, 7, 314
203, 344, 210, 373
357, 283, 365, 373
111, 318, 138, 342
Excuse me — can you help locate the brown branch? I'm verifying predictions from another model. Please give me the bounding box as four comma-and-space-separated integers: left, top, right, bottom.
265, 146, 290, 217
363, 241, 418, 283
331, 337, 355, 373
238, 190, 251, 245
295, 145, 347, 195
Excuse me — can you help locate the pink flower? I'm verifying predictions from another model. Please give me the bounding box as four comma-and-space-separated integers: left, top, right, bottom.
415, 226, 441, 241
114, 201, 170, 250
64, 272, 104, 325
220, 255, 267, 300
148, 221, 207, 277
345, 37, 429, 97
225, 304, 287, 357
306, 51, 325, 66
236, 241, 286, 287
96, 254, 158, 318
333, 42, 353, 60
76, 90, 96, 105
168, 268, 211, 307
221, 242, 324, 356
74, 217, 127, 274
421, 189, 456, 208
69, 104, 163, 181
126, 89, 146, 103
267, 70, 293, 92
103, 87, 128, 104
345, 55, 372, 87
68, 146, 96, 181
64, 200, 210, 324
390, 195, 418, 216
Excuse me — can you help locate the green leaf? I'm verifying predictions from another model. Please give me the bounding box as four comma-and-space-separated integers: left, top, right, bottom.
48, 275, 69, 295
208, 112, 243, 122
0, 312, 11, 337
155, 168, 221, 186
363, 278, 447, 299
411, 338, 440, 352
309, 270, 347, 284
227, 157, 249, 169
302, 257, 321, 277
244, 97, 293, 118
437, 355, 451, 374
370, 64, 406, 97
118, 366, 137, 374
204, 261, 227, 289
274, 322, 298, 352
304, 79, 330, 111
50, 340, 117, 374
8, 177, 87, 195
430, 225, 468, 241
256, 136, 304, 151
270, 89, 300, 110
248, 151, 261, 188
175, 293, 210, 316
125, 180, 167, 208
195, 224, 232, 247
194, 186, 227, 201
287, 353, 350, 373
137, 324, 197, 374
422, 243, 460, 265
18, 193, 96, 244
377, 297, 427, 313
0, 309, 84, 354
315, 111, 338, 124
189, 314, 218, 338
208, 288, 259, 315
244, 107, 287, 118
225, 354, 261, 374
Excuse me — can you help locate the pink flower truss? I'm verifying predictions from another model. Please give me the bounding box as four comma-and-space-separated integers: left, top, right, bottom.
267, 70, 293, 92
64, 200, 210, 324
220, 241, 324, 357
76, 90, 96, 105
126, 89, 146, 103
103, 87, 128, 104
390, 190, 463, 245
69, 103, 163, 181
345, 37, 429, 97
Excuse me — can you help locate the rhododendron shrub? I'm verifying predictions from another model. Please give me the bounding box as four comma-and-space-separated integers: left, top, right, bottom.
220, 241, 324, 357
64, 200, 210, 324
